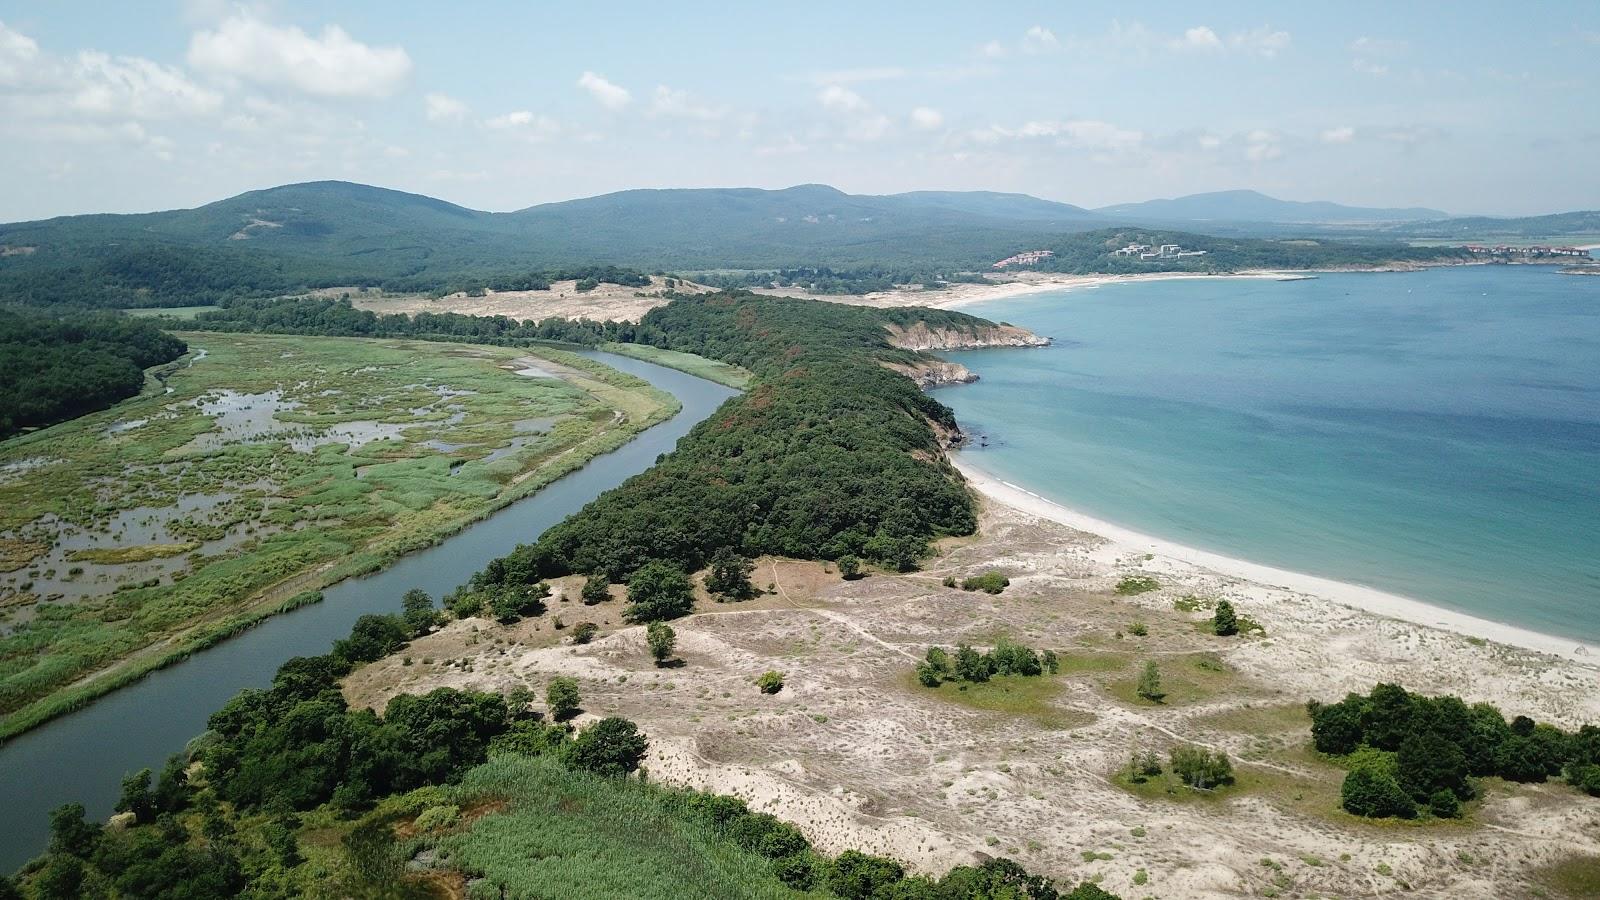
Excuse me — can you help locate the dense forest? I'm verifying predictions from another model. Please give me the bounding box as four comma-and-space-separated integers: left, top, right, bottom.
696, 266, 988, 296
0, 308, 187, 438
463, 293, 990, 598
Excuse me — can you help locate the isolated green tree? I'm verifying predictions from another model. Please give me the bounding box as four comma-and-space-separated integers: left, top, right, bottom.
546, 676, 581, 722
571, 621, 599, 645
625, 561, 695, 622
836, 555, 861, 580
1136, 660, 1166, 702
647, 621, 677, 665
757, 670, 786, 694
1212, 599, 1239, 636
568, 717, 649, 776
954, 644, 991, 683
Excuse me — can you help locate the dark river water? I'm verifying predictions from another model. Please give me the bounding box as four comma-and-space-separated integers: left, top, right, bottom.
0, 351, 736, 871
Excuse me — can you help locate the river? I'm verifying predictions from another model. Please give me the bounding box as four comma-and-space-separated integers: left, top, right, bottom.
0, 350, 737, 871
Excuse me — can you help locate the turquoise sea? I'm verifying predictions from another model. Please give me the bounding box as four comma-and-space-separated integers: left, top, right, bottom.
938, 266, 1600, 643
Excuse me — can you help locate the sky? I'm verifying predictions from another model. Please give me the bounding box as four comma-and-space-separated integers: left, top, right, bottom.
0, 1, 1596, 222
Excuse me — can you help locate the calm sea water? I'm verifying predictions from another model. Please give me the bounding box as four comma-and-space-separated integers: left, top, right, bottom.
939, 266, 1600, 643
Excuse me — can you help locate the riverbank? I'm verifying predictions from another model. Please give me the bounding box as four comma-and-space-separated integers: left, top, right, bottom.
954, 458, 1598, 669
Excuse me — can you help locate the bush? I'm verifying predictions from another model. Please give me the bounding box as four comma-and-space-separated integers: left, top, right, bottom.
837, 555, 862, 580
1136, 661, 1165, 702
961, 571, 1010, 594
1341, 768, 1417, 819
567, 717, 648, 777
1170, 746, 1233, 789
546, 677, 580, 722
1127, 622, 1148, 637
756, 671, 785, 695
490, 582, 551, 624
1126, 749, 1163, 783
571, 622, 598, 645
581, 573, 611, 605
647, 621, 676, 665
1428, 788, 1461, 819
1115, 575, 1159, 595
1212, 600, 1239, 636
705, 547, 755, 600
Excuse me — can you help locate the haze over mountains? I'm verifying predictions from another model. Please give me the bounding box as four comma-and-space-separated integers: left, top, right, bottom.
0, 182, 1592, 295
1096, 189, 1449, 225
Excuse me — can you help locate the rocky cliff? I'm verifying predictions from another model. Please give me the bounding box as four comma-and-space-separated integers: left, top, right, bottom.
882, 321, 1050, 352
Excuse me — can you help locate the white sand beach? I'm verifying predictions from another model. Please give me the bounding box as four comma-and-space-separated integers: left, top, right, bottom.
953, 457, 1597, 666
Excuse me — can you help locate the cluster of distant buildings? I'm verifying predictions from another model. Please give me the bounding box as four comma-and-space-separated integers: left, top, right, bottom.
991, 250, 1055, 269
1113, 242, 1208, 260
1465, 245, 1588, 259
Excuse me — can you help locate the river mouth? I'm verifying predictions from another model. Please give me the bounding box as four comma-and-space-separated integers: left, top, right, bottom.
0, 349, 738, 871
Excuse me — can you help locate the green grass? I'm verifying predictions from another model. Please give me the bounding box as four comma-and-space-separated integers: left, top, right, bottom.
1106, 653, 1239, 707
0, 333, 675, 741
122, 305, 216, 319
912, 673, 1091, 729
601, 342, 753, 389
434, 754, 815, 899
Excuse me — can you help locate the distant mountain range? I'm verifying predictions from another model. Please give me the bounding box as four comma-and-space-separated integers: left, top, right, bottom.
0, 181, 1593, 307
1096, 189, 1448, 224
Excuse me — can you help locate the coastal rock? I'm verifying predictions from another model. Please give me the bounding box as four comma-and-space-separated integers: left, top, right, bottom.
882, 322, 1049, 352
883, 359, 979, 388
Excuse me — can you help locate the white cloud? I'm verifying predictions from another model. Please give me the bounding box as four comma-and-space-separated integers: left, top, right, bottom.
1230, 26, 1290, 58
1321, 126, 1356, 144
0, 19, 42, 84
650, 85, 723, 120
1197, 134, 1223, 150
817, 84, 868, 113
1245, 129, 1283, 161
910, 106, 943, 130
1352, 58, 1389, 76
807, 66, 906, 85
68, 52, 221, 118
577, 71, 631, 109
424, 91, 468, 122
1350, 36, 1408, 56
976, 118, 1144, 154
1173, 26, 1224, 52
187, 15, 412, 98
484, 110, 560, 140
1022, 26, 1059, 53
979, 39, 1007, 59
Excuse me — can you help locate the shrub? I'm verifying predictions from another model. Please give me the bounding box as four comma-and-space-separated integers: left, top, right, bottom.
571, 622, 598, 645
1136, 660, 1165, 702
955, 645, 991, 683
705, 547, 755, 600
941, 575, 957, 588
1126, 749, 1163, 783
647, 621, 676, 665
756, 671, 785, 695
1127, 622, 1148, 637
1428, 788, 1461, 819
546, 677, 580, 722
961, 571, 1010, 594
567, 717, 648, 777
490, 582, 551, 624
1115, 575, 1159, 595
1170, 746, 1233, 789
581, 573, 611, 605
837, 555, 862, 580
1341, 768, 1417, 819
1212, 600, 1239, 636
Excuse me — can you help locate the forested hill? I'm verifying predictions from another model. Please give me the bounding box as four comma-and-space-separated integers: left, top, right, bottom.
0, 181, 1104, 307
1033, 228, 1471, 274
0, 309, 187, 438
467, 293, 996, 598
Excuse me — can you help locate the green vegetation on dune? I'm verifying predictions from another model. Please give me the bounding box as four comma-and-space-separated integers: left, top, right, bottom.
599, 341, 753, 389
0, 332, 672, 741
1033, 228, 1468, 275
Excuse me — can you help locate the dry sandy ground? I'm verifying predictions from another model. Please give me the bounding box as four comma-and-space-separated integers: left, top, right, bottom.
347, 276, 719, 323
345, 494, 1600, 899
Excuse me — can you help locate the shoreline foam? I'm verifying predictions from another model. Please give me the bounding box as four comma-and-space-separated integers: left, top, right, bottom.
952, 456, 1596, 665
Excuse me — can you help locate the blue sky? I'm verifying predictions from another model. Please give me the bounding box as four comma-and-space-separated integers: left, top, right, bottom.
0, 1, 1595, 220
